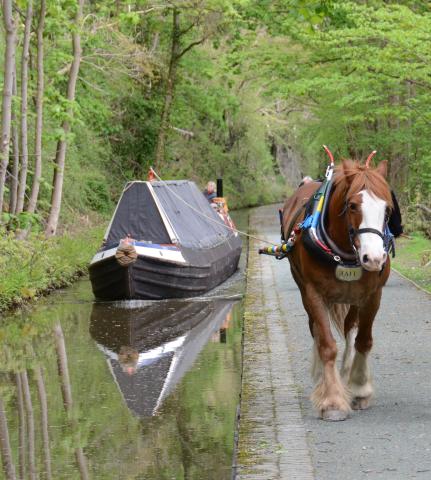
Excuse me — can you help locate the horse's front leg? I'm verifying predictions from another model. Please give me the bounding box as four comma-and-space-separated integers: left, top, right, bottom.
302, 286, 351, 421
348, 290, 382, 410
340, 306, 359, 382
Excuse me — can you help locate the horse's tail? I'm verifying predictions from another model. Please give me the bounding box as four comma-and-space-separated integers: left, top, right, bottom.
328, 304, 350, 338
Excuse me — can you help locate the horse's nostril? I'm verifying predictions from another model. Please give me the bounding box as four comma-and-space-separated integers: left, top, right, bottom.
362, 254, 369, 263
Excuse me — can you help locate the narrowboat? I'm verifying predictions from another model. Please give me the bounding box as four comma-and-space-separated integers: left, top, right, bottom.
89, 179, 242, 300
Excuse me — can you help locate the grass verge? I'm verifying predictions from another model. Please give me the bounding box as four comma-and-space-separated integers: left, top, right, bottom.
392, 232, 431, 293
0, 226, 104, 313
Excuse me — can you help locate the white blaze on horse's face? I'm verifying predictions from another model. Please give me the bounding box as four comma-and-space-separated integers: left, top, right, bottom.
358, 190, 387, 272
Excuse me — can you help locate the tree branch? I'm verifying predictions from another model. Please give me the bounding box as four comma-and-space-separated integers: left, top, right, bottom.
367, 67, 431, 91
176, 37, 206, 60
416, 204, 431, 217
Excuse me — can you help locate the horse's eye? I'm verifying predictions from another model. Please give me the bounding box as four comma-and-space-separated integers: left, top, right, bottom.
349, 203, 357, 212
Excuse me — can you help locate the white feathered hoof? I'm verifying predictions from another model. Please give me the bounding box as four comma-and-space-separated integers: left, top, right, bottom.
322, 409, 349, 422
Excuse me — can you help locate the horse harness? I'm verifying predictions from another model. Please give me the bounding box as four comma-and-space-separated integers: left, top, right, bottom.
260, 177, 395, 281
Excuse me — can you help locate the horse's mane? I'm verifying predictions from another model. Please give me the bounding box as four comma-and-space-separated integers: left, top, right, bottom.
333, 160, 393, 208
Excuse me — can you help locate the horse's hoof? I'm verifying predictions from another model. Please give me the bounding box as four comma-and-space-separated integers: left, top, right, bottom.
322, 409, 348, 422
352, 397, 370, 410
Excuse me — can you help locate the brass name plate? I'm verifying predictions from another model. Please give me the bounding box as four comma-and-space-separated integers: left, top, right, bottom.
335, 265, 363, 282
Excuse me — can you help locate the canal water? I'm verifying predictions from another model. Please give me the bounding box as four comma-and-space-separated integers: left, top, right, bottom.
0, 212, 248, 480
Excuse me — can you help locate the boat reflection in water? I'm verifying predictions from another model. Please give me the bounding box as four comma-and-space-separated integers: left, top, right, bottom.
90, 299, 236, 417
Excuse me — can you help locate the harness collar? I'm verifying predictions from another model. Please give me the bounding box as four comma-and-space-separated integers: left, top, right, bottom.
300, 179, 395, 268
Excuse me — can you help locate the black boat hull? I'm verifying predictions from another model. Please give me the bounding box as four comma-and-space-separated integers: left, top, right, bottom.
89, 237, 242, 300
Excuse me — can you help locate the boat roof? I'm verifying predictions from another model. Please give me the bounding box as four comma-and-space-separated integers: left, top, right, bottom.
104, 180, 230, 248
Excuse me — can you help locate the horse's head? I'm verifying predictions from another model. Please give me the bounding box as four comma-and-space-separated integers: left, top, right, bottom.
335, 158, 393, 272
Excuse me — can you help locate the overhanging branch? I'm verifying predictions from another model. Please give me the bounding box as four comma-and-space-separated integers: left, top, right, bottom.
176, 37, 206, 59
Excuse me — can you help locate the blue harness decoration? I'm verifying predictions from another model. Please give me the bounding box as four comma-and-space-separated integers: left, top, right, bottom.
259, 146, 396, 280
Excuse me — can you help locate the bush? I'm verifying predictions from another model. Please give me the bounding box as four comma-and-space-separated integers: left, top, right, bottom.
0, 226, 104, 313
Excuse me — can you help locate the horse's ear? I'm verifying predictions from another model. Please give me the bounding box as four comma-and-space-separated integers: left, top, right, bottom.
375, 160, 388, 178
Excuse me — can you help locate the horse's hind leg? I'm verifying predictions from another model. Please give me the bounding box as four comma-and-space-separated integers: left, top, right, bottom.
348, 291, 382, 410
340, 306, 359, 382
302, 288, 351, 421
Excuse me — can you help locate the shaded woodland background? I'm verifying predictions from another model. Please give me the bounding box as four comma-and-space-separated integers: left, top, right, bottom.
0, 0, 430, 237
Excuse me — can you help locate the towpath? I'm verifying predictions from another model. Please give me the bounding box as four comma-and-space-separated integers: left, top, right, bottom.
235, 204, 431, 480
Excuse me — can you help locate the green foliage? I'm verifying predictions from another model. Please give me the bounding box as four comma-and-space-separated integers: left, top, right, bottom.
0, 225, 103, 312
392, 232, 431, 293
258, 2, 431, 196
1, 0, 429, 229
1, 0, 295, 228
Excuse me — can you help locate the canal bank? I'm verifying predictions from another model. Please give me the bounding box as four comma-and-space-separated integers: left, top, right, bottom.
0, 225, 104, 313
236, 205, 431, 480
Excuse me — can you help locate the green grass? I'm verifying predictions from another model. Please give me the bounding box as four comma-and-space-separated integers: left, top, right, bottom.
0, 226, 104, 313
392, 232, 431, 293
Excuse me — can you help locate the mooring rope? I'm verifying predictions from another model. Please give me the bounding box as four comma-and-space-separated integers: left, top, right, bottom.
150, 168, 276, 247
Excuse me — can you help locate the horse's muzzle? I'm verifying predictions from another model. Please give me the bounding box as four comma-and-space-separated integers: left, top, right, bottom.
360, 251, 387, 272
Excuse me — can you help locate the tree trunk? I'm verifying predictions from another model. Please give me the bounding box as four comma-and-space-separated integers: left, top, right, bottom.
15, 1, 33, 215
20, 371, 36, 480
0, 395, 16, 480
0, 0, 17, 213
387, 93, 404, 188
9, 66, 19, 214
154, 8, 181, 170
53, 323, 89, 480
15, 374, 26, 480
45, 0, 84, 237
27, 0, 46, 216
35, 367, 52, 480
150, 32, 159, 55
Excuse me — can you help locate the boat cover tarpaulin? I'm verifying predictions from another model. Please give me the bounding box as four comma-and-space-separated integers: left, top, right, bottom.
105, 180, 230, 248
153, 180, 229, 248
105, 182, 170, 245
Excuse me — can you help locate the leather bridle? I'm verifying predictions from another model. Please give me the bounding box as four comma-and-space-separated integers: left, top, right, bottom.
348, 226, 386, 243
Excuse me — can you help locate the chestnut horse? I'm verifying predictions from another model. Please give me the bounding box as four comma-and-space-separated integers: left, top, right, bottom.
282, 156, 393, 421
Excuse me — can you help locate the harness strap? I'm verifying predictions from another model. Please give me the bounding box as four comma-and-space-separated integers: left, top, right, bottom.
348, 226, 395, 260
349, 227, 385, 241
285, 199, 309, 241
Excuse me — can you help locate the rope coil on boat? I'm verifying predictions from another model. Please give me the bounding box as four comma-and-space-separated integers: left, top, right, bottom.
115, 243, 138, 267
